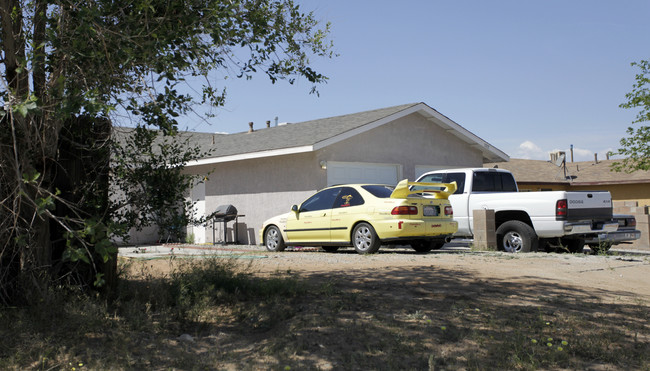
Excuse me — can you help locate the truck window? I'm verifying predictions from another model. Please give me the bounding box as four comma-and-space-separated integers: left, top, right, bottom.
418, 173, 444, 183
412, 173, 445, 193
472, 172, 517, 192
501, 173, 518, 192
445, 173, 466, 194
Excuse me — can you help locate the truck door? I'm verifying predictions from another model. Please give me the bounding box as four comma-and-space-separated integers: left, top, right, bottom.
465, 171, 518, 234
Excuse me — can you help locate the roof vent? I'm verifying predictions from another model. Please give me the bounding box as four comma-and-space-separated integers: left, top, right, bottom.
248, 122, 254, 133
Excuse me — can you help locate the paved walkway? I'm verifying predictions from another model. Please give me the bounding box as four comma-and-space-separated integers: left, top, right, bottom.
118, 241, 649, 260
118, 244, 270, 260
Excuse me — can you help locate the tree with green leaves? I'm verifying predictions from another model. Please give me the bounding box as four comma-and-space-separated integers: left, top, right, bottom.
0, 0, 333, 304
110, 127, 215, 243
614, 60, 650, 172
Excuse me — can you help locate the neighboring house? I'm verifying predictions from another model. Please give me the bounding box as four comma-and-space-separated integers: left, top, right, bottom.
160, 102, 507, 245
484, 156, 650, 249
114, 103, 509, 244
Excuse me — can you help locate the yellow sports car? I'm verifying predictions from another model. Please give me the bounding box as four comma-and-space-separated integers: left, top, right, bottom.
259, 180, 458, 254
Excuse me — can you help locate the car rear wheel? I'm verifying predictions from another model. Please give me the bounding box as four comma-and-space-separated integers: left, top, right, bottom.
264, 226, 286, 252
352, 223, 381, 254
496, 221, 537, 253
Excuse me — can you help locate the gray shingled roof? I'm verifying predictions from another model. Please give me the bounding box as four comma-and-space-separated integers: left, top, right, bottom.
190, 103, 420, 157
114, 102, 508, 163
484, 158, 650, 185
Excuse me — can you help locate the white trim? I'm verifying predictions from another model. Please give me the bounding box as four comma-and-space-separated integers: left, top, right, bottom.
186, 145, 313, 167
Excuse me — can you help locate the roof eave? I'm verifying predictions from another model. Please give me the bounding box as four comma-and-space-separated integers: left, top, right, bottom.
186, 145, 313, 167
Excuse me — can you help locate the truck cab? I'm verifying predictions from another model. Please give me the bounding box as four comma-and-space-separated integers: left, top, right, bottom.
416, 168, 619, 253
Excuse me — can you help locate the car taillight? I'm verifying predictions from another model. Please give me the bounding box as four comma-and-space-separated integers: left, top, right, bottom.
627, 218, 636, 228
556, 199, 567, 220
391, 206, 418, 215
444, 205, 453, 216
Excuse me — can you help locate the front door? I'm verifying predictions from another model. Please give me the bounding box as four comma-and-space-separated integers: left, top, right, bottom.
285, 187, 341, 243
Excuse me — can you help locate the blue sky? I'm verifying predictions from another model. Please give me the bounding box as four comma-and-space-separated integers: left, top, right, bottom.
180, 0, 650, 162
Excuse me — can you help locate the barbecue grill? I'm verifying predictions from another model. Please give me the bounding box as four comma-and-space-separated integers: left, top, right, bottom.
213, 204, 238, 222
211, 204, 242, 244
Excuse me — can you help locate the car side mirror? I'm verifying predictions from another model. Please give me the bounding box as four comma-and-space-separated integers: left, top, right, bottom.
291, 205, 299, 213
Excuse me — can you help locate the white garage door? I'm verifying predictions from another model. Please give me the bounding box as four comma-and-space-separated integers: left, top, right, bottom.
327, 162, 400, 186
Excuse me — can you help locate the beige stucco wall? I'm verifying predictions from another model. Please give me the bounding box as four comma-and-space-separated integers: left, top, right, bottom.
317, 113, 484, 180
181, 112, 486, 245
185, 152, 324, 244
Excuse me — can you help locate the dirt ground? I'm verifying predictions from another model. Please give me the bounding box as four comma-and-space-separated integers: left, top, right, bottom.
131, 245, 650, 304
120, 245, 650, 369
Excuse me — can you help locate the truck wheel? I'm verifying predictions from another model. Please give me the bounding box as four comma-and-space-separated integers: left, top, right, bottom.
496, 221, 538, 253
562, 238, 585, 254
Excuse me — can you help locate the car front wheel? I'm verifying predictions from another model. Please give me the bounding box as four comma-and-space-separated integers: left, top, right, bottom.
264, 226, 286, 252
352, 223, 381, 254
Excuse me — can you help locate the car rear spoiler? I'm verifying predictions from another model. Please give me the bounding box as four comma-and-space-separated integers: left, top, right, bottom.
390, 180, 457, 199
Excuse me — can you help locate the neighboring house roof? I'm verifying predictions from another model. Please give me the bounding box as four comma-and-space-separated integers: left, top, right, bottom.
182, 102, 509, 166
484, 158, 650, 185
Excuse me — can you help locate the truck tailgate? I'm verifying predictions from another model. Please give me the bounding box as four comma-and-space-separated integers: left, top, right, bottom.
566, 191, 612, 220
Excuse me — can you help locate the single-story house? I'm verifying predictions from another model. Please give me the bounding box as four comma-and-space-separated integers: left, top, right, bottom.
125, 102, 509, 244
484, 156, 650, 249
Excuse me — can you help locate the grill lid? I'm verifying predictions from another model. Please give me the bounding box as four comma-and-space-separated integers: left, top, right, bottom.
213, 204, 238, 221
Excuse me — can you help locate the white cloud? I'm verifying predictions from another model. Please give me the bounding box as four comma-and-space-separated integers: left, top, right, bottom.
515, 141, 547, 160
513, 141, 622, 162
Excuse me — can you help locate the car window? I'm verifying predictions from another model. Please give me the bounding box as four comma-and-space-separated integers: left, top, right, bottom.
445, 173, 466, 194
361, 185, 394, 198
333, 187, 364, 208
299, 187, 341, 212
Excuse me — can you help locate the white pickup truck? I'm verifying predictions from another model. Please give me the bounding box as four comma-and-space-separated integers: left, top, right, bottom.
415, 168, 618, 253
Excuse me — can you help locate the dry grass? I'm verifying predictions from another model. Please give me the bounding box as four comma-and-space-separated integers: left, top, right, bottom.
1, 255, 648, 370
